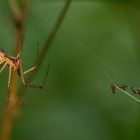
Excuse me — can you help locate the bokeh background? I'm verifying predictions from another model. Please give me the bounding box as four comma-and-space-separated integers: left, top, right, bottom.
1, 0, 140, 140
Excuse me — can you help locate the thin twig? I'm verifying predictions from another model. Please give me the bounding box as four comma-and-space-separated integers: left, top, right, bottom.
36, 0, 72, 66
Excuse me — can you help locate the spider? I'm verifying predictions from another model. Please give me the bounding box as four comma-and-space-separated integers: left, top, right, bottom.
0, 48, 47, 88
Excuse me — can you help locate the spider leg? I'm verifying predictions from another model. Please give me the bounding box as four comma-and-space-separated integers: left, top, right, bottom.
0, 60, 4, 65
0, 62, 7, 74
23, 65, 37, 75
18, 63, 34, 87
40, 63, 49, 88
19, 63, 26, 85
19, 64, 49, 89
16, 51, 21, 58
8, 66, 12, 88
7, 66, 12, 104
29, 63, 49, 89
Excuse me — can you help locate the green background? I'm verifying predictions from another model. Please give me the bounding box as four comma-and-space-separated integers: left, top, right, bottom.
0, 0, 140, 140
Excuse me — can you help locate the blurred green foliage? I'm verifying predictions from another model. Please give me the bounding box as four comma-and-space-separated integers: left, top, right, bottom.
1, 0, 140, 140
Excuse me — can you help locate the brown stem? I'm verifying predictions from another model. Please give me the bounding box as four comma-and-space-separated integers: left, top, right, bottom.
1, 71, 17, 140
0, 0, 29, 140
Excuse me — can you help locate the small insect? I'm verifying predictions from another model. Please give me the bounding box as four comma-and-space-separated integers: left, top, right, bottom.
111, 83, 129, 94
130, 86, 140, 95
111, 83, 140, 95
0, 48, 47, 88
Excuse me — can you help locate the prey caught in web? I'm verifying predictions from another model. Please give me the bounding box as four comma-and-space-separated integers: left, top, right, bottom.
111, 83, 140, 95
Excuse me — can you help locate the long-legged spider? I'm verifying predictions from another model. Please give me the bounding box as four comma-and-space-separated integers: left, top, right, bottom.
0, 48, 47, 88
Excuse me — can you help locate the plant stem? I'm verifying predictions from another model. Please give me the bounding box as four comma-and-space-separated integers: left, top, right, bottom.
0, 1, 29, 140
